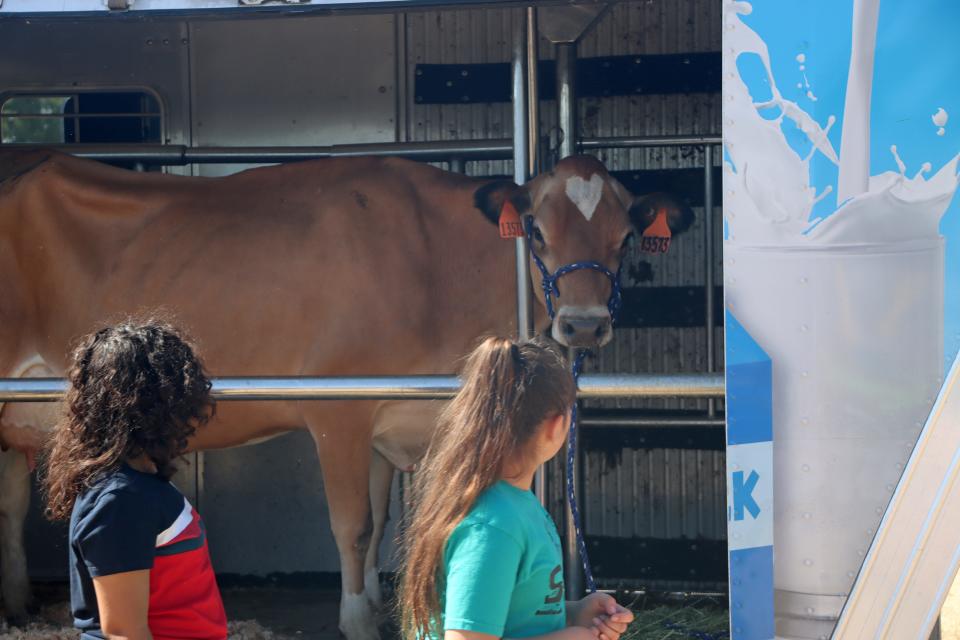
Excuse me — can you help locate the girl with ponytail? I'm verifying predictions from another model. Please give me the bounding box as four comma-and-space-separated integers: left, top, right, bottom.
398, 337, 633, 640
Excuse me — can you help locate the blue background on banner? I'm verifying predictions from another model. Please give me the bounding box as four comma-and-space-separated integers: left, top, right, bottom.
736, 0, 960, 368
726, 311, 774, 639
726, 312, 773, 446
729, 546, 775, 640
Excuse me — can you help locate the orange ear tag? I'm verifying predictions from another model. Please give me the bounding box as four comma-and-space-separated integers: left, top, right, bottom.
640, 209, 672, 254
499, 200, 525, 239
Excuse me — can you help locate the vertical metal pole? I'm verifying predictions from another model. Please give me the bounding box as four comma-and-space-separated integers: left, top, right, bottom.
513, 12, 543, 490
526, 7, 540, 176
512, 10, 533, 342
558, 39, 585, 599
449, 157, 465, 174
557, 42, 577, 160
704, 145, 716, 417
522, 7, 546, 507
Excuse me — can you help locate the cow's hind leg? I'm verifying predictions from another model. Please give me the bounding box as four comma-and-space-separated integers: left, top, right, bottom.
364, 449, 394, 612
306, 403, 379, 640
0, 450, 31, 625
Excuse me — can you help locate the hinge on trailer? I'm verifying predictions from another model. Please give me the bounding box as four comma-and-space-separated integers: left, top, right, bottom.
239, 0, 309, 5
106, 0, 132, 9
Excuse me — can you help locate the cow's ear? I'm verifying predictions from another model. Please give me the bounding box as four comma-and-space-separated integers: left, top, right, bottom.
473, 180, 532, 226
629, 192, 695, 235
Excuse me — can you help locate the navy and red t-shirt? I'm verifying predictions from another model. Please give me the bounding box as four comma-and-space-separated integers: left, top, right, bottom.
69, 464, 227, 640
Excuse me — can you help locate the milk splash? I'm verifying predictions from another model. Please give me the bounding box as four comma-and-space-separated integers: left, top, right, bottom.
934, 107, 949, 137
724, 0, 960, 247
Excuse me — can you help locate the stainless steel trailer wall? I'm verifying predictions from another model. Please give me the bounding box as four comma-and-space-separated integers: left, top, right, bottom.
0, 0, 722, 588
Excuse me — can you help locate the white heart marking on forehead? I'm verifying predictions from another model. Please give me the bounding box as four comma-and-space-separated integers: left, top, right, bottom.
565, 173, 605, 221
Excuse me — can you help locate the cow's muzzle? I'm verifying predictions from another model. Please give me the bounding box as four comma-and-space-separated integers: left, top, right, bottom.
553, 307, 613, 348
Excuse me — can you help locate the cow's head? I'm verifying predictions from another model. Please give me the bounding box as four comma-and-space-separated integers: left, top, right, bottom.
475, 155, 693, 348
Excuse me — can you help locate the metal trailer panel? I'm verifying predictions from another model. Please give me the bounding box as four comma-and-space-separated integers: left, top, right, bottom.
0, 18, 192, 160
201, 430, 404, 575
0, 0, 549, 17
187, 13, 397, 178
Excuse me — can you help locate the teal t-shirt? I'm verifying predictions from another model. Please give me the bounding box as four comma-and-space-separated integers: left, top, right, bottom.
433, 480, 566, 638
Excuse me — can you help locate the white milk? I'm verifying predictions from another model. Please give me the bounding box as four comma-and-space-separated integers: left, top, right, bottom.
724, 1, 960, 638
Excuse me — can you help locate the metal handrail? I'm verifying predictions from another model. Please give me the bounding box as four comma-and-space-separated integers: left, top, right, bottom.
0, 372, 724, 402
0, 135, 722, 165
580, 416, 724, 428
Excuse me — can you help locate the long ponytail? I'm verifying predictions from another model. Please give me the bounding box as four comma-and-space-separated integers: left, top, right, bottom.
398, 336, 574, 638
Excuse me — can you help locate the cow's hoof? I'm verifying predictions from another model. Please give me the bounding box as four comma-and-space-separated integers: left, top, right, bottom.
339, 592, 381, 640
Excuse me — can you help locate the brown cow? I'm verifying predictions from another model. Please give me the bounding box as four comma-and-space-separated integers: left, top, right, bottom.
0, 150, 692, 637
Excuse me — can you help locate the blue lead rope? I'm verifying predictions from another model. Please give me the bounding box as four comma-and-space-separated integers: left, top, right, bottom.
524, 217, 623, 595
567, 350, 595, 593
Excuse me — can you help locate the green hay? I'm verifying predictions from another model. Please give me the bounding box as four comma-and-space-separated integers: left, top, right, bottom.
622, 599, 729, 640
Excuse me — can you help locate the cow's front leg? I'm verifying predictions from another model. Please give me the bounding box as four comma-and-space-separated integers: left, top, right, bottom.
0, 449, 31, 626
308, 405, 380, 640
364, 449, 394, 612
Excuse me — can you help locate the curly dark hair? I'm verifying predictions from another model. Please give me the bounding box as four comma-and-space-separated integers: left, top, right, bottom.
43, 320, 215, 521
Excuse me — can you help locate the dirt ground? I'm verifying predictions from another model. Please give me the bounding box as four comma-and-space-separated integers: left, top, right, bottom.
0, 583, 349, 639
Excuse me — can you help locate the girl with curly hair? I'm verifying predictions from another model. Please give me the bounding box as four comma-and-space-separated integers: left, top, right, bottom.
43, 321, 227, 640
398, 337, 633, 640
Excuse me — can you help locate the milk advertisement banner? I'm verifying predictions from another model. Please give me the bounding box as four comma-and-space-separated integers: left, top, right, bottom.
722, 1, 960, 638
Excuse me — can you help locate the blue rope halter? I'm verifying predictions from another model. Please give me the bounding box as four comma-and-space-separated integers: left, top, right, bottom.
524, 216, 623, 594
525, 217, 623, 322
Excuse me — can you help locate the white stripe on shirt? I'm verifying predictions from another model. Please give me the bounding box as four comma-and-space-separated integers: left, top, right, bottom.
156, 496, 193, 547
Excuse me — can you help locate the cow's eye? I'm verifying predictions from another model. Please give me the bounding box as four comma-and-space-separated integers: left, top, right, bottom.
532, 225, 545, 246
620, 232, 635, 254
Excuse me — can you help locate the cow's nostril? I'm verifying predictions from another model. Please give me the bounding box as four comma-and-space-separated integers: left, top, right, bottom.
595, 324, 607, 339
562, 322, 576, 336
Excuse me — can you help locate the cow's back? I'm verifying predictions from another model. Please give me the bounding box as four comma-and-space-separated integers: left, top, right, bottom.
0, 151, 513, 446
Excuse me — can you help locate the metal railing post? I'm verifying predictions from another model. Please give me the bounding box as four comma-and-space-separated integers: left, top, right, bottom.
556, 42, 577, 160
0, 373, 725, 402
3, 135, 723, 166
511, 9, 533, 344
526, 7, 540, 177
